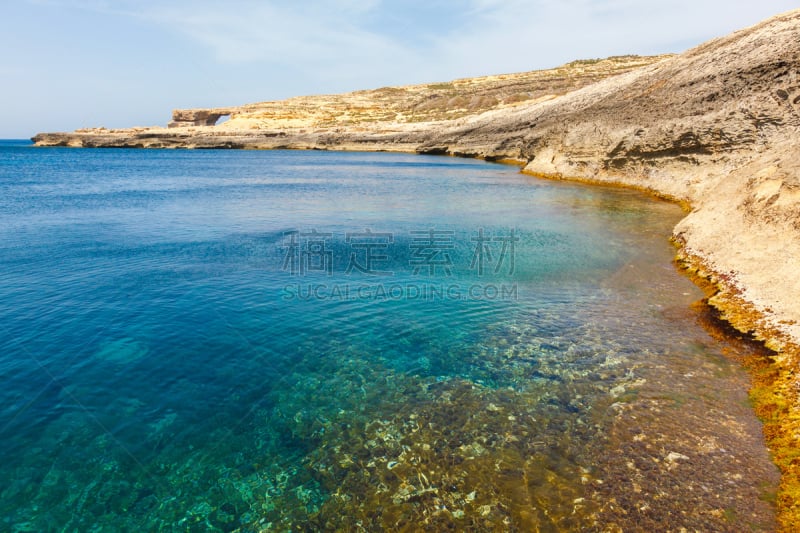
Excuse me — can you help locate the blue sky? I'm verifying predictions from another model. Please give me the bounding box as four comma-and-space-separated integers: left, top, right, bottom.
2, 0, 797, 138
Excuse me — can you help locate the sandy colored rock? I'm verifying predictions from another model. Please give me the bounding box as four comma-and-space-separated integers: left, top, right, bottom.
32, 55, 668, 149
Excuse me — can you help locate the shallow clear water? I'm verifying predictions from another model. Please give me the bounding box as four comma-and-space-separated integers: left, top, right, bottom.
0, 141, 778, 531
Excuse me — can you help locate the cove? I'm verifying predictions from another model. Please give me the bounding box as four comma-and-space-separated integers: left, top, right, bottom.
0, 144, 778, 530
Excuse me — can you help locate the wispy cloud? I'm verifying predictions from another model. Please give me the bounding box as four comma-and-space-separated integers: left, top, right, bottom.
421, 0, 800, 77
27, 0, 798, 82
142, 1, 397, 64
31, 0, 435, 87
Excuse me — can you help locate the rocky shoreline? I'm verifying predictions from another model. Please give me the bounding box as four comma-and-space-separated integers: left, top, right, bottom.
33, 8, 800, 529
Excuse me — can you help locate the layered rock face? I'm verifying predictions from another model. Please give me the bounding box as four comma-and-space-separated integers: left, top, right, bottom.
32, 55, 667, 149
437, 10, 800, 350
168, 108, 237, 127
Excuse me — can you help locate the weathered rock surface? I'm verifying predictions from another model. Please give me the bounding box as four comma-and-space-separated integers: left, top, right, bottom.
168, 107, 238, 127
32, 55, 667, 149
442, 9, 800, 348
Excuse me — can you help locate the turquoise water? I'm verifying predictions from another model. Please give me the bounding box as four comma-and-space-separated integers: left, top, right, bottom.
0, 141, 778, 531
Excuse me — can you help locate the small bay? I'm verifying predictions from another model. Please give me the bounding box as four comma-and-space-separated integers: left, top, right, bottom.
0, 142, 777, 530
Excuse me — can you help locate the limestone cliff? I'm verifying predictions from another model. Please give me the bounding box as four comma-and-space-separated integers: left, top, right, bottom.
32, 9, 800, 526
437, 9, 800, 348
32, 55, 667, 149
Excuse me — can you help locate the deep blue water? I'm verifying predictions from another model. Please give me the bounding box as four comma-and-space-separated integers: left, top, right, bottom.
0, 141, 777, 530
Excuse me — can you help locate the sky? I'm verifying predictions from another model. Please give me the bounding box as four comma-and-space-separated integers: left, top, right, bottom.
1, 0, 797, 138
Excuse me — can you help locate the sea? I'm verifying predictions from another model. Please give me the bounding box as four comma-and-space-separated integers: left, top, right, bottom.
0, 140, 779, 531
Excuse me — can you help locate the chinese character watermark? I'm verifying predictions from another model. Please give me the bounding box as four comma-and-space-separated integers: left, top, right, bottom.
345, 229, 394, 276
470, 229, 518, 276
409, 229, 455, 276
279, 227, 520, 300
281, 229, 333, 276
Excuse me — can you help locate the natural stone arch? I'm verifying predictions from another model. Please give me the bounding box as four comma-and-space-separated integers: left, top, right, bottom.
168, 108, 234, 128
